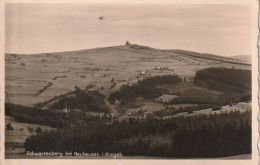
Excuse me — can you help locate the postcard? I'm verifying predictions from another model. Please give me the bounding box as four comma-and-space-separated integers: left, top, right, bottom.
1, 0, 259, 165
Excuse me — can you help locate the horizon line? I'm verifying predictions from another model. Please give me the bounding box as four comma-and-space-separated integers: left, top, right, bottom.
5, 43, 251, 57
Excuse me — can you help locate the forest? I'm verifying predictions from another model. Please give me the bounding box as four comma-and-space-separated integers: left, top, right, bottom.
168, 68, 251, 105
5, 102, 112, 128
24, 111, 251, 158
194, 68, 251, 93
50, 86, 110, 113
109, 75, 181, 104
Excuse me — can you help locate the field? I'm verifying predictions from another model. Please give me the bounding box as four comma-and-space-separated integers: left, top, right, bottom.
162, 102, 251, 119
5, 44, 250, 106
5, 116, 55, 158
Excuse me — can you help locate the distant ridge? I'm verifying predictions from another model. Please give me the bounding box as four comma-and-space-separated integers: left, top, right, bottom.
5, 42, 250, 66
168, 49, 250, 66
230, 55, 251, 63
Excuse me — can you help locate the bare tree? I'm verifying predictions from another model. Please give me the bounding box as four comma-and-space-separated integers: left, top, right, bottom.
19, 128, 24, 135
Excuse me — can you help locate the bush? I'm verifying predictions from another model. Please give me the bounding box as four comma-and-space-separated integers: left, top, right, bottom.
28, 127, 34, 133
86, 84, 96, 90
37, 82, 53, 95
35, 127, 42, 134
110, 83, 116, 89
6, 123, 13, 131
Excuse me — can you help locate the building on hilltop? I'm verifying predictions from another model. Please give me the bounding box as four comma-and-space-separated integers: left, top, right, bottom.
125, 41, 130, 45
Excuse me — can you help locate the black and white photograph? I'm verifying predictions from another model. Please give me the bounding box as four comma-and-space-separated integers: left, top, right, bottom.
2, 0, 259, 163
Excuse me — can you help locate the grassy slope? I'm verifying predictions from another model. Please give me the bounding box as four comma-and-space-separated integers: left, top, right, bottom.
5, 44, 251, 107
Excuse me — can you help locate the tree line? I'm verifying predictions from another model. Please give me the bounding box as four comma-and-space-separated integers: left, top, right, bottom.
25, 111, 251, 158
5, 102, 112, 128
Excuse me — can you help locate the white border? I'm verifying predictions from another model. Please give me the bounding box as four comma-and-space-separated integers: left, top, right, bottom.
0, 0, 258, 165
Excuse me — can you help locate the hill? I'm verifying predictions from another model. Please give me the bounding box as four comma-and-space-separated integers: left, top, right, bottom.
230, 55, 251, 63
5, 43, 252, 159
167, 49, 250, 66
5, 43, 251, 106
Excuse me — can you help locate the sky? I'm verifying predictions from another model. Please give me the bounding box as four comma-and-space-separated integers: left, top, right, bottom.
5, 3, 251, 56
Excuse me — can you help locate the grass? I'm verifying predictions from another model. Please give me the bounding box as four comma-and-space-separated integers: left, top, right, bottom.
5, 116, 55, 141
5, 116, 55, 158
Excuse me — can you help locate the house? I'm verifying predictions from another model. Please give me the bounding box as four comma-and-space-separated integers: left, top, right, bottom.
63, 102, 70, 113
115, 99, 120, 104
140, 71, 146, 75
63, 107, 70, 113
126, 83, 132, 86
